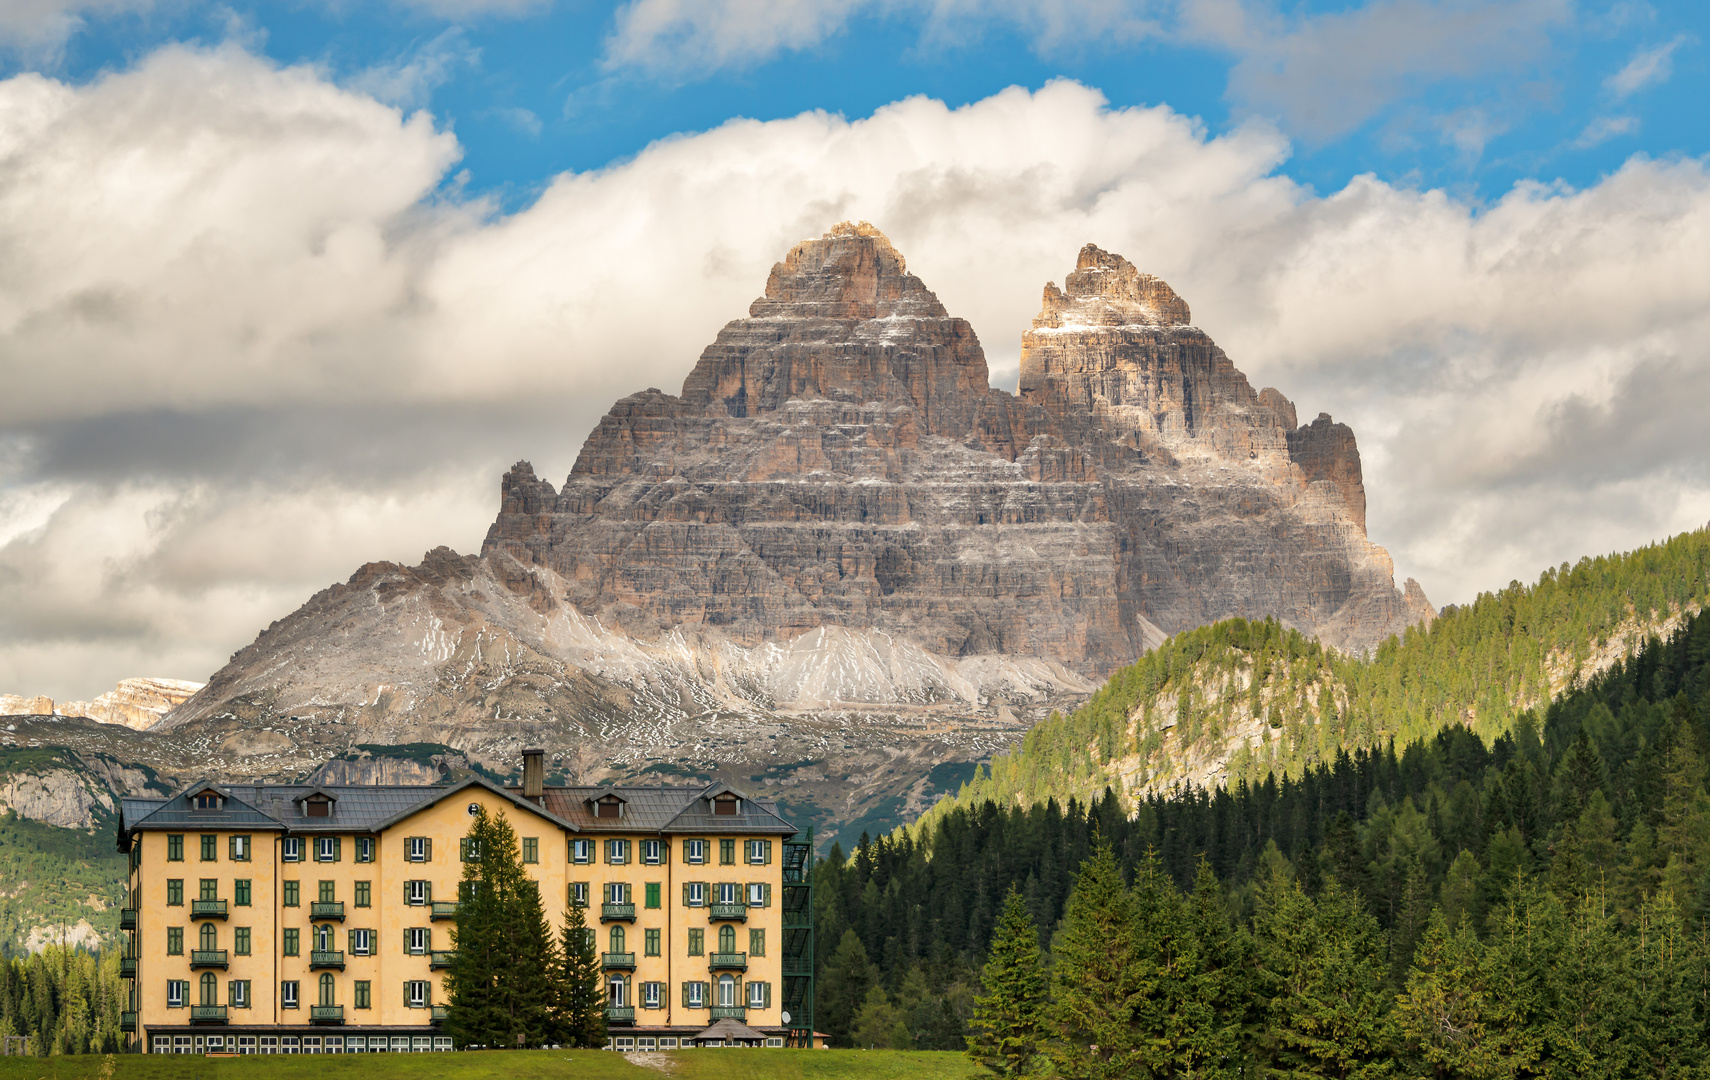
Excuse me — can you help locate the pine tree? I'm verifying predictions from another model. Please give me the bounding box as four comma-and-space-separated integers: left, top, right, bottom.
1396, 909, 1495, 1078
1044, 842, 1147, 1080
967, 887, 1047, 1076
559, 900, 605, 1047
445, 807, 502, 1046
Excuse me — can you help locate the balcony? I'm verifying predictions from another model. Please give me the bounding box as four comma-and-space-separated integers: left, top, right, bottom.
190, 950, 228, 969
602, 952, 635, 970
119, 957, 137, 979
710, 1006, 746, 1022
190, 1005, 228, 1024
119, 909, 137, 931
191, 899, 228, 920
431, 1005, 451, 1024
709, 952, 747, 971
120, 1012, 136, 1033
311, 901, 345, 922
709, 902, 747, 922
605, 1006, 635, 1025
783, 957, 813, 976
600, 902, 635, 922
430, 951, 457, 970
309, 950, 344, 970
310, 1005, 344, 1024
430, 901, 460, 921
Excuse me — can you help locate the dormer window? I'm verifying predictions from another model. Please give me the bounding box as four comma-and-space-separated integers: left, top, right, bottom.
304, 797, 331, 818
596, 795, 623, 819
193, 792, 220, 810
713, 794, 739, 816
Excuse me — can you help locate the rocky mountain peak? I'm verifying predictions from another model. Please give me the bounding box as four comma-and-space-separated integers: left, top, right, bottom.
748, 220, 945, 322
1035, 244, 1193, 330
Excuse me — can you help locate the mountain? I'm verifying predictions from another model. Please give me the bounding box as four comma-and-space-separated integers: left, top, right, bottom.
916, 523, 1710, 832
11, 223, 1426, 863
0, 677, 201, 731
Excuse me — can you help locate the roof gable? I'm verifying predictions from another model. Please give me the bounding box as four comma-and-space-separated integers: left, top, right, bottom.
370, 776, 579, 834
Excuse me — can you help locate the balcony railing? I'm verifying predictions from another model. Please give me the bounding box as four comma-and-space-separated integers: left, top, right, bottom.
709, 902, 747, 922
190, 1005, 228, 1024
709, 952, 747, 971
602, 952, 635, 970
190, 899, 228, 920
311, 901, 345, 922
119, 909, 137, 931
190, 950, 228, 969
309, 950, 344, 970
600, 902, 635, 922
430, 901, 460, 921
119, 1012, 136, 1032
431, 1005, 451, 1023
119, 957, 137, 979
605, 1006, 635, 1024
310, 1005, 344, 1024
710, 1006, 746, 1021
429, 951, 457, 969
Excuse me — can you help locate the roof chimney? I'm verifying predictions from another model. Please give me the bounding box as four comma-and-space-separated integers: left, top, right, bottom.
522, 748, 545, 803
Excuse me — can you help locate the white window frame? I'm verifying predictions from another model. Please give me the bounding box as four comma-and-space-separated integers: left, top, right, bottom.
167, 980, 186, 1008
353, 929, 371, 956
282, 837, 301, 862
408, 837, 427, 863
281, 981, 299, 1009
231, 980, 249, 1008
232, 835, 249, 861
407, 928, 427, 955
408, 981, 428, 1008
573, 838, 593, 864
686, 839, 706, 864
571, 882, 588, 907
356, 837, 374, 863
406, 880, 428, 906
644, 982, 661, 1008
607, 839, 628, 864
643, 839, 662, 865
748, 981, 766, 1008
607, 882, 628, 904
687, 982, 704, 1008
717, 975, 737, 1008
748, 882, 765, 906
719, 882, 738, 904
318, 837, 336, 862
748, 840, 765, 864
687, 882, 705, 906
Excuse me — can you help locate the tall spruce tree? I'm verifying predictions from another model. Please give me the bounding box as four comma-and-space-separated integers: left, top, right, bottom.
967, 887, 1047, 1076
1044, 842, 1146, 1080
559, 900, 606, 1047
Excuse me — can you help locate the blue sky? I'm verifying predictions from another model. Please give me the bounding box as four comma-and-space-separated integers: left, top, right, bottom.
2, 0, 1709, 699
28, 1, 1707, 210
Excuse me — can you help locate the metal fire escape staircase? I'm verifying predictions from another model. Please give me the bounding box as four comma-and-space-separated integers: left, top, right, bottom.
781, 828, 814, 1047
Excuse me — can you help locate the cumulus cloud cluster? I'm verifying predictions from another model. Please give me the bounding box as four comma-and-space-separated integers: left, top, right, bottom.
1, 44, 1707, 700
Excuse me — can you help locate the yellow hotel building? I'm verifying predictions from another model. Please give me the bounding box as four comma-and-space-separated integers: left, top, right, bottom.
115, 749, 814, 1054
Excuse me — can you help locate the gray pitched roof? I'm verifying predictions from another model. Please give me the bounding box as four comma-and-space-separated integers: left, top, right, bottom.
119, 777, 573, 836
695, 1018, 767, 1043
535, 783, 795, 835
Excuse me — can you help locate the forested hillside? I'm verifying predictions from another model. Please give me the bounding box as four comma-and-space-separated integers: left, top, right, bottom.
814, 604, 1710, 1065
918, 525, 1710, 826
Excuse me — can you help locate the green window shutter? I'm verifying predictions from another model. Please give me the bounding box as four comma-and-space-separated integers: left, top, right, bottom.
426, 928, 432, 951
764, 883, 772, 907
460, 838, 469, 862
403, 929, 410, 955
681, 982, 689, 1008
764, 840, 772, 865
333, 837, 342, 862
403, 882, 410, 904
425, 881, 433, 904
681, 883, 689, 907
765, 982, 772, 1008
404, 982, 410, 1008
424, 838, 432, 863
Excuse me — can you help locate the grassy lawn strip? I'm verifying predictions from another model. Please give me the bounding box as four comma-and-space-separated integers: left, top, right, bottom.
0, 1049, 981, 1080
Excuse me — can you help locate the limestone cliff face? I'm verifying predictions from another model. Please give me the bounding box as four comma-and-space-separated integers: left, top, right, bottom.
2, 678, 202, 730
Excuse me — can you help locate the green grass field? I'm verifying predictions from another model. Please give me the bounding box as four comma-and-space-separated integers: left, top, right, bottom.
0, 1049, 982, 1080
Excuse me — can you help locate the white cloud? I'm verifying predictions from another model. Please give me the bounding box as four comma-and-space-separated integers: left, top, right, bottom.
605, 0, 876, 73
4, 46, 1710, 700
1573, 113, 1639, 148
346, 29, 480, 110
1605, 35, 1688, 98
0, 0, 148, 54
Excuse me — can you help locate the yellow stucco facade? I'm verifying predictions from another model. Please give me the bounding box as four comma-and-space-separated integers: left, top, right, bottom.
118, 774, 802, 1055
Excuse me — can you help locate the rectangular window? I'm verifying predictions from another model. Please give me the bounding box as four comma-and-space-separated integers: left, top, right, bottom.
688, 928, 704, 956
351, 929, 372, 956
167, 834, 184, 861
572, 838, 593, 864
459, 837, 480, 862
606, 882, 629, 904
748, 882, 766, 907
405, 880, 428, 906
749, 928, 765, 957
522, 837, 539, 864
319, 880, 336, 903
282, 837, 301, 862
606, 839, 629, 864
231, 980, 249, 1008
283, 881, 299, 907
167, 980, 186, 1008
408, 837, 428, 863
230, 835, 251, 862
643, 839, 662, 865
643, 982, 662, 1008
570, 882, 588, 908
317, 837, 338, 863
685, 981, 704, 1009
235, 928, 252, 956
645, 929, 661, 957
201, 834, 217, 861
200, 878, 218, 901
167, 927, 183, 955
685, 839, 706, 864
354, 981, 371, 1010
234, 879, 251, 907
407, 981, 428, 1008
748, 839, 770, 865
645, 883, 661, 909
406, 928, 427, 955
719, 839, 735, 865
282, 981, 299, 1009
719, 882, 738, 904
686, 881, 705, 907
354, 881, 371, 908
355, 837, 374, 863
166, 879, 183, 906
748, 981, 768, 1009
283, 928, 300, 957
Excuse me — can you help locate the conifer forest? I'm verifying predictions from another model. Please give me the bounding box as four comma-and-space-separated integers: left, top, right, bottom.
816, 607, 1710, 1075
